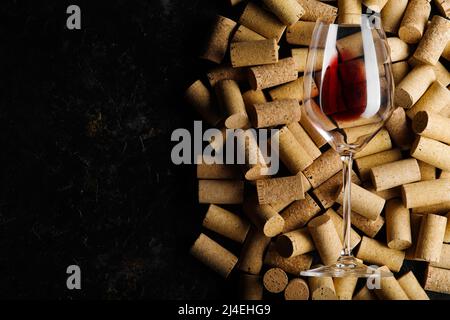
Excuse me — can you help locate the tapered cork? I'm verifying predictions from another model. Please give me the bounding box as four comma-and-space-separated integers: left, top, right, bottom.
391, 61, 409, 85
257, 175, 304, 205
353, 286, 378, 300
284, 278, 309, 300
324, 208, 361, 249
300, 106, 328, 148
207, 65, 247, 87
308, 215, 342, 266
203, 205, 250, 243
402, 179, 450, 208
431, 244, 450, 269
200, 16, 237, 64
291, 48, 323, 73
387, 37, 411, 62
190, 233, 238, 278
334, 277, 358, 300
216, 80, 250, 129
286, 21, 316, 46
413, 111, 450, 144
385, 107, 413, 150
249, 58, 298, 90
239, 3, 286, 42
356, 149, 403, 181
415, 214, 447, 262
397, 271, 429, 300
303, 149, 342, 188
280, 193, 321, 232
244, 196, 285, 237
308, 270, 338, 300
424, 265, 450, 294
413, 15, 450, 66
249, 99, 301, 128
385, 199, 412, 250
354, 129, 392, 159
276, 227, 315, 258
197, 163, 242, 180
232, 25, 266, 43
185, 80, 221, 126
370, 159, 421, 191
395, 65, 436, 109
297, 0, 338, 23
238, 227, 271, 274
445, 213, 450, 243
337, 206, 385, 238
263, 267, 289, 293
374, 266, 409, 300
338, 0, 362, 24
356, 237, 405, 272
239, 274, 263, 300
412, 202, 450, 215
269, 77, 319, 102
336, 183, 386, 221
398, 0, 431, 44
230, 39, 279, 68
262, 0, 305, 26
411, 135, 450, 172
287, 122, 321, 160
381, 0, 408, 34
264, 243, 313, 275
362, 0, 389, 11
198, 180, 244, 204
406, 214, 423, 260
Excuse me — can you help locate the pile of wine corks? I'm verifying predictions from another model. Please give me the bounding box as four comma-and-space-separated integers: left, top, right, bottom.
186, 0, 450, 300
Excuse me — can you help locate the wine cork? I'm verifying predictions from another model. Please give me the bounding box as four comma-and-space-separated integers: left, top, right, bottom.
413, 111, 450, 144
280, 193, 322, 232
338, 0, 362, 24
374, 266, 409, 300
200, 16, 237, 64
243, 196, 285, 237
203, 205, 250, 243
249, 99, 301, 129
385, 199, 412, 250
287, 122, 321, 160
300, 106, 328, 148
367, 185, 402, 200
381, 0, 408, 34
262, 0, 305, 26
274, 126, 314, 174
257, 175, 304, 205
198, 180, 244, 204
398, 0, 431, 44
276, 227, 315, 258
387, 37, 411, 62
445, 213, 450, 243
249, 58, 298, 90
395, 65, 436, 109
402, 179, 450, 208
385, 108, 413, 150
412, 202, 450, 215
431, 244, 450, 269
303, 149, 343, 188
433, 61, 450, 87
238, 227, 271, 274
413, 15, 450, 66
391, 61, 409, 85
435, 0, 450, 18
405, 214, 423, 260
336, 183, 386, 221
370, 159, 421, 192
190, 233, 238, 278
298, 0, 338, 23
207, 65, 247, 87
216, 80, 250, 129
355, 149, 403, 181
263, 267, 289, 293
337, 206, 385, 238
291, 48, 324, 72
264, 243, 313, 275
239, 274, 263, 300
354, 129, 392, 159
232, 25, 266, 42
197, 163, 242, 180
308, 215, 342, 266
407, 82, 450, 120
235, 129, 270, 181
239, 3, 286, 42
242, 89, 267, 109
424, 265, 450, 294
230, 39, 279, 68
362, 0, 389, 11
443, 41, 450, 61
185, 80, 221, 126
415, 214, 447, 262
324, 208, 361, 249
269, 77, 319, 102
284, 278, 309, 300
286, 21, 316, 46
343, 123, 384, 145
411, 135, 450, 172
353, 286, 378, 300
334, 277, 358, 300
356, 237, 405, 272
308, 270, 338, 300
397, 271, 429, 300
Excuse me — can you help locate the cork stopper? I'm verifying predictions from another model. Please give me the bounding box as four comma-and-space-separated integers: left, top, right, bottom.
185, 80, 221, 126
410, 135, 450, 172
257, 175, 304, 205
374, 266, 410, 300
308, 270, 338, 300
275, 227, 315, 258
324, 208, 361, 249
385, 107, 414, 150
284, 278, 309, 300
269, 77, 319, 102
243, 196, 285, 238
430, 244, 450, 269
398, 0, 431, 44
239, 3, 286, 42
401, 178, 450, 208
286, 21, 316, 46
232, 25, 266, 43
338, 0, 362, 24
238, 227, 271, 274
385, 199, 412, 250
353, 286, 377, 300
387, 37, 411, 62
415, 214, 447, 263
249, 99, 301, 128
362, 0, 389, 12
203, 205, 250, 244
391, 61, 409, 85
200, 15, 237, 64
207, 65, 247, 87
398, 271, 429, 300
370, 158, 421, 191
355, 149, 403, 181
216, 80, 250, 129
249, 58, 298, 90
424, 265, 450, 294
239, 274, 263, 300
356, 237, 405, 272
308, 215, 342, 266
337, 206, 385, 238
298, 0, 338, 23
197, 163, 242, 180
334, 277, 358, 300
303, 149, 343, 188
263, 267, 289, 293
198, 180, 244, 204
230, 39, 279, 68
354, 129, 392, 159
280, 193, 322, 232
413, 111, 450, 145
291, 48, 324, 73
264, 243, 313, 275
262, 0, 305, 26
381, 0, 408, 34
287, 121, 321, 160
394, 65, 436, 109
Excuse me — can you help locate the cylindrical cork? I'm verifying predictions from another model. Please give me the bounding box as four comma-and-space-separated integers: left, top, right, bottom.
336, 183, 386, 221
431, 244, 450, 269
435, 0, 450, 18
198, 180, 244, 204
284, 278, 309, 300
286, 21, 316, 46
303, 149, 343, 188
336, 32, 365, 61
354, 129, 392, 159
243, 196, 285, 238
424, 265, 450, 294
324, 208, 361, 249
391, 61, 409, 85
385, 199, 412, 250
185, 80, 221, 126
353, 286, 378, 300
412, 202, 450, 215
370, 159, 421, 191
343, 123, 384, 145
410, 136, 450, 172
402, 179, 450, 208
398, 0, 431, 44
334, 277, 358, 300
216, 80, 250, 129
280, 193, 321, 232
387, 37, 411, 62
356, 237, 405, 272
445, 213, 450, 244
374, 266, 410, 300
338, 0, 362, 24
443, 41, 450, 61
366, 184, 402, 201
434, 61, 450, 87
190, 233, 238, 278
264, 243, 313, 275
239, 274, 263, 300
291, 48, 323, 72
197, 163, 242, 180
297, 0, 338, 23
207, 65, 247, 87
257, 175, 304, 205
239, 2, 286, 42
340, 207, 385, 239
242, 89, 267, 110
413, 15, 450, 66
385, 107, 413, 150
413, 111, 450, 144
405, 214, 423, 260
415, 214, 447, 262
232, 25, 266, 42
395, 65, 436, 109
308, 215, 342, 266
269, 77, 319, 102
300, 106, 328, 148
355, 149, 403, 181
287, 122, 321, 160
263, 267, 289, 293
407, 81, 450, 119
249, 58, 298, 90
262, 0, 305, 26
308, 270, 338, 300
249, 99, 301, 128
274, 126, 314, 174
362, 0, 389, 11
398, 271, 429, 300
238, 227, 271, 274
276, 227, 315, 258
200, 16, 237, 64
381, 0, 408, 34
230, 39, 279, 68
202, 204, 250, 243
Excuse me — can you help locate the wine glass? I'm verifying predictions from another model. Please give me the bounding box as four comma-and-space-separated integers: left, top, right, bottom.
300, 13, 395, 278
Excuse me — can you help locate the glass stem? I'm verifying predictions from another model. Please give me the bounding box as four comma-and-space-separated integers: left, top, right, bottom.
340, 153, 353, 258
